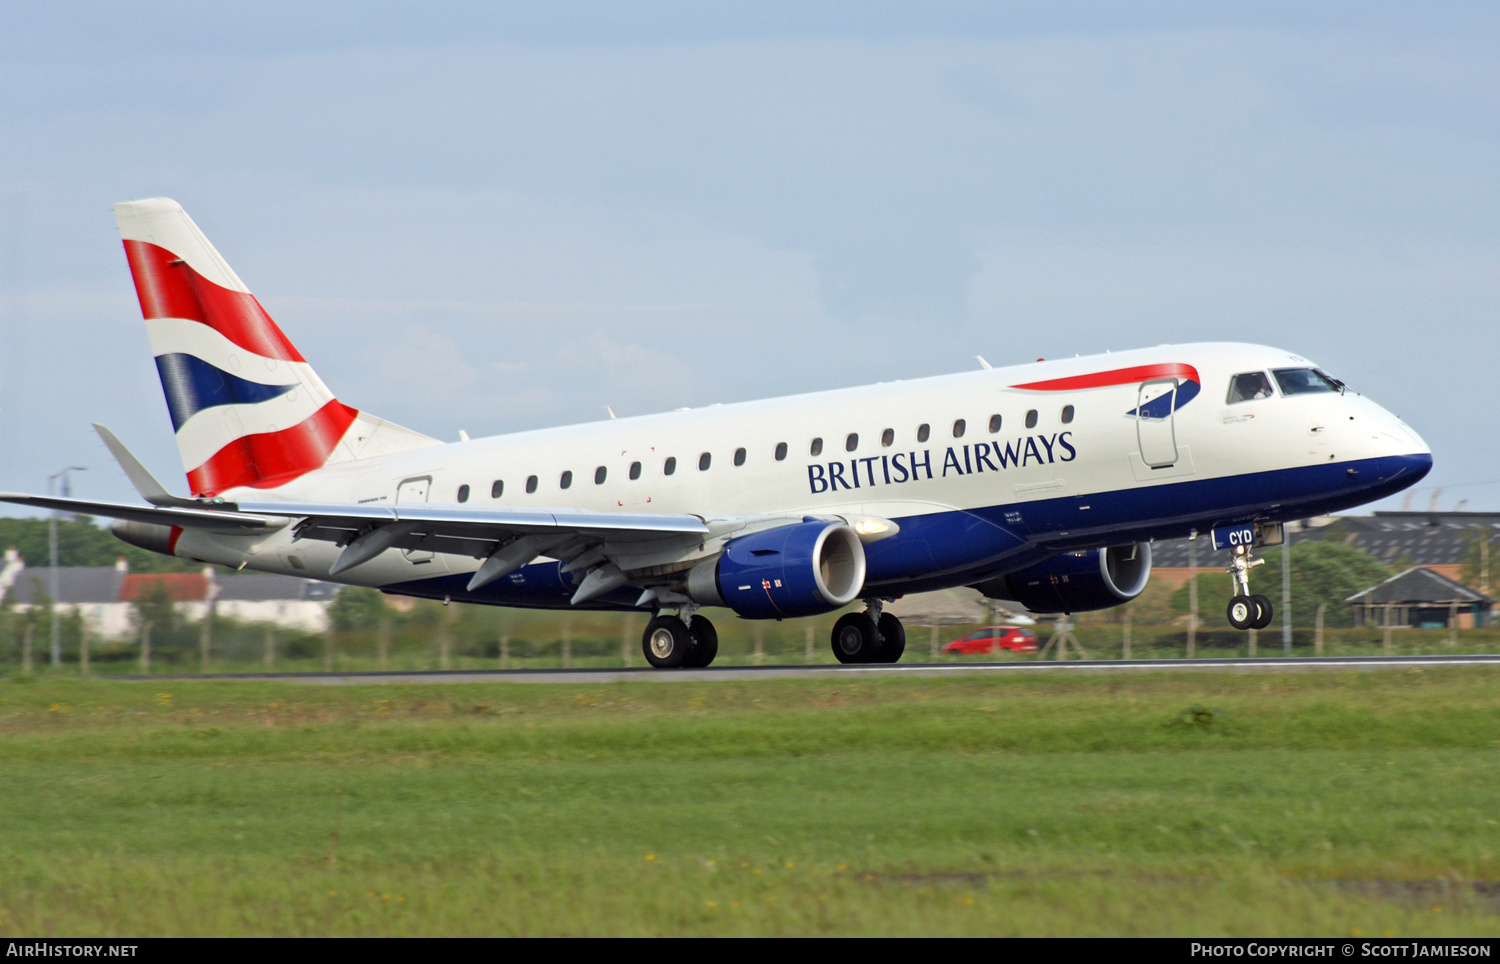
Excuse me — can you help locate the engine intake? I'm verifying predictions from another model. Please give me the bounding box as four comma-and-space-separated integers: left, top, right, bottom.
688, 521, 866, 619
975, 543, 1152, 614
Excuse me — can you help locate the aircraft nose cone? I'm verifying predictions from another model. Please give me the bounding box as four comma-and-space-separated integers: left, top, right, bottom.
1383, 415, 1431, 456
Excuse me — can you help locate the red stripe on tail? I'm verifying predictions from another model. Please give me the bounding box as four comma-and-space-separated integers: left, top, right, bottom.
122, 239, 306, 362
186, 399, 359, 497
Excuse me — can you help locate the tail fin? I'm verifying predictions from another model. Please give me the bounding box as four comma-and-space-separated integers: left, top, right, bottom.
114, 198, 437, 498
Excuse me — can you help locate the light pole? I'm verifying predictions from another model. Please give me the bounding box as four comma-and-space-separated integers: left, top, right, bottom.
47, 466, 87, 667
1282, 521, 1294, 654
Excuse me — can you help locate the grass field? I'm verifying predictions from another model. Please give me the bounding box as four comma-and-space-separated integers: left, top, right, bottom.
1, 668, 1498, 936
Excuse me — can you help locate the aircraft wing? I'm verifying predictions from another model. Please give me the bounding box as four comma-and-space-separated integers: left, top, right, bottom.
0, 490, 723, 599
233, 500, 719, 596
236, 501, 710, 540
0, 493, 287, 533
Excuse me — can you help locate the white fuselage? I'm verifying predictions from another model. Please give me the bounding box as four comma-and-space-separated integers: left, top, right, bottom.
168, 341, 1430, 607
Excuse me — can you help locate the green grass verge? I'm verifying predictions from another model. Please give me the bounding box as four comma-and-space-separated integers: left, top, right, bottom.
1, 670, 1498, 936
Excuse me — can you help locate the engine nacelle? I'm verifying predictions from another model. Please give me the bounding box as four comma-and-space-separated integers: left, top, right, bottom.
687, 521, 866, 619
975, 543, 1152, 614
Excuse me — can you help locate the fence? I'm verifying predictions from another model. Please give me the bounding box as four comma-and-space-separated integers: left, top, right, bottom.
4, 600, 1500, 675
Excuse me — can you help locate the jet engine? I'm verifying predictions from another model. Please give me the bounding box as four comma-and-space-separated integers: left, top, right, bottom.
974, 543, 1152, 614
687, 521, 866, 619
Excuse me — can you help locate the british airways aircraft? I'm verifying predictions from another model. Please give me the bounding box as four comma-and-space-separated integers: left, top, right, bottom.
1, 199, 1433, 667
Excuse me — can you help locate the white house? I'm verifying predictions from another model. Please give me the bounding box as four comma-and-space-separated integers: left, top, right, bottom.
1, 552, 336, 639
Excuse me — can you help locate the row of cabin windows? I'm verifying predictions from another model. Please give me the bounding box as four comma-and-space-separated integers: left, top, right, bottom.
448, 405, 1077, 502
454, 447, 748, 501
803, 406, 1074, 457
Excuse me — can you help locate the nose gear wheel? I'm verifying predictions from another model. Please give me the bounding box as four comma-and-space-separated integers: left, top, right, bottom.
1223, 543, 1275, 632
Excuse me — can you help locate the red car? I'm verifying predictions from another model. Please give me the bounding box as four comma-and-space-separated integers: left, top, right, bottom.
942, 626, 1039, 655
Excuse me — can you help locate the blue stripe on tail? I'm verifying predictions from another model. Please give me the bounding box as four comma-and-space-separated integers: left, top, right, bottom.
154, 353, 296, 431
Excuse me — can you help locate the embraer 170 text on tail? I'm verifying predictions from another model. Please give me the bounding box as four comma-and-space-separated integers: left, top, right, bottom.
1, 199, 1433, 667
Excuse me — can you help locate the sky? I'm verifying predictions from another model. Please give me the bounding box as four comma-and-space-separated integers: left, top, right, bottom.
2, 2, 1497, 512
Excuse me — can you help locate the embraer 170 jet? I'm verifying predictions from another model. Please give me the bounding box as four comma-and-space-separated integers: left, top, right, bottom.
1, 199, 1433, 667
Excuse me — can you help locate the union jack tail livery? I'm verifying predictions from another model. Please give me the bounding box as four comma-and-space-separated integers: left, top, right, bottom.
114, 199, 436, 497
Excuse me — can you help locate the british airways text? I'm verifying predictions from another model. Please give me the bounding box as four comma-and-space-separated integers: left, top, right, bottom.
807, 433, 1077, 494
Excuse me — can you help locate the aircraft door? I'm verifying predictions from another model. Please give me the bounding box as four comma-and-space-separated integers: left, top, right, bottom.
1136, 379, 1179, 468
396, 476, 434, 563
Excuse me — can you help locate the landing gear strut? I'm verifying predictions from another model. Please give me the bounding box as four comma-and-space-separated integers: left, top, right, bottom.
1225, 544, 1274, 631
642, 610, 719, 668
830, 601, 905, 664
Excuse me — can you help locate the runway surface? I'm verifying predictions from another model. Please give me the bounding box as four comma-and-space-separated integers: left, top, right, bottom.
107, 653, 1500, 685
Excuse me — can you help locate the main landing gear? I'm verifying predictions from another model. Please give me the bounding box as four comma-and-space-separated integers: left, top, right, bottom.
1224, 544, 1275, 631
830, 601, 906, 664
642, 609, 719, 668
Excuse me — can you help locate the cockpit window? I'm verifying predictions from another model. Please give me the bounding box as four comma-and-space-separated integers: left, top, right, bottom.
1227, 371, 1275, 404
1273, 367, 1344, 396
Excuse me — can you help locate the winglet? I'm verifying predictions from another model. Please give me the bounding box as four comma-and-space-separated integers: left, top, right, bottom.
93, 424, 201, 508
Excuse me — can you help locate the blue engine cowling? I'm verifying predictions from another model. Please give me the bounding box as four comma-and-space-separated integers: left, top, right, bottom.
687, 521, 866, 619
974, 543, 1152, 614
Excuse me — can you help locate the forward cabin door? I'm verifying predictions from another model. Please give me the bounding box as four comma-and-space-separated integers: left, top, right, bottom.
396, 476, 434, 563
1136, 379, 1179, 468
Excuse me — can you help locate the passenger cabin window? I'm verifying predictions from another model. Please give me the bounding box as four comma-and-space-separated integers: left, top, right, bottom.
699, 452, 712, 471
810, 438, 823, 457
560, 470, 573, 489
457, 484, 470, 503
952, 419, 966, 438
629, 461, 642, 480
594, 466, 607, 484
734, 447, 746, 466
1025, 410, 1038, 429
881, 428, 894, 447
1061, 405, 1074, 424
917, 423, 930, 443
1273, 367, 1344, 396
664, 457, 677, 476
987, 414, 1002, 433
775, 442, 788, 461
846, 433, 859, 452
1227, 371, 1276, 403
490, 480, 504, 499
525, 475, 538, 494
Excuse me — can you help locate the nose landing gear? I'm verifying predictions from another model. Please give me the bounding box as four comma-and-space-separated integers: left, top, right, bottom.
1225, 544, 1274, 631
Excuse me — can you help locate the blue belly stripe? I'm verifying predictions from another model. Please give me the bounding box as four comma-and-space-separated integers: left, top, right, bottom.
376, 453, 1433, 614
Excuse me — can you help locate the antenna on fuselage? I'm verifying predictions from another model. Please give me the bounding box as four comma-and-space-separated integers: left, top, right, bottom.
975, 356, 992, 370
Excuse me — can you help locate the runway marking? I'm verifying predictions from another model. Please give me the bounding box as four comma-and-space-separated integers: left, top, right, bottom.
95, 654, 1500, 685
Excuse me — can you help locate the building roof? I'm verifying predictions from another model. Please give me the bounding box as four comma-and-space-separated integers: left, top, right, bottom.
6, 567, 124, 605
1151, 510, 1500, 570
215, 574, 333, 602
1, 565, 337, 606
1346, 567, 1494, 606
120, 572, 209, 603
